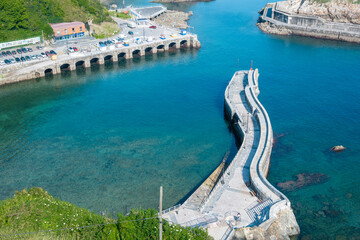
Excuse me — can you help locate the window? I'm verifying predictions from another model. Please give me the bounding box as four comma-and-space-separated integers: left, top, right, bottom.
72, 28, 75, 33
57, 30, 60, 35
80, 27, 83, 32
65, 29, 68, 34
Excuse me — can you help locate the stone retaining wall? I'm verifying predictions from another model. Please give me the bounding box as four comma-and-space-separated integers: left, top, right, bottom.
258, 2, 360, 43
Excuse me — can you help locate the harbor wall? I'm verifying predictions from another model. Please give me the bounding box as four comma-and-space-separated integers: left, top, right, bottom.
0, 35, 201, 86
224, 70, 299, 239
258, 2, 360, 43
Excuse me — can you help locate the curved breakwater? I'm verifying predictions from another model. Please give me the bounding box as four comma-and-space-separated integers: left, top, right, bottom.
163, 69, 299, 240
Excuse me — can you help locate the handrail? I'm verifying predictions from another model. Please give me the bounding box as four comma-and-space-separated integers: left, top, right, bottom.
246, 70, 290, 205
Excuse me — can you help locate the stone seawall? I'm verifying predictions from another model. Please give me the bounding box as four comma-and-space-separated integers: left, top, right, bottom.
0, 35, 201, 86
163, 69, 299, 240
258, 2, 360, 43
224, 70, 299, 239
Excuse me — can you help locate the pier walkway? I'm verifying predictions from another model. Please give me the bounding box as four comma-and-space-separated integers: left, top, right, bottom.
163, 70, 292, 240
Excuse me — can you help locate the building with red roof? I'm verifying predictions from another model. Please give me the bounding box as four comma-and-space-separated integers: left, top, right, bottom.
49, 22, 86, 41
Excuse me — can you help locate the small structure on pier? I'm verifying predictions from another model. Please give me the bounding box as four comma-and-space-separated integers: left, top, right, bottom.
129, 6, 166, 20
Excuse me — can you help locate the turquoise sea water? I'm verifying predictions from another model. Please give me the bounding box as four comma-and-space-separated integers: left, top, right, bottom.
1, 0, 360, 238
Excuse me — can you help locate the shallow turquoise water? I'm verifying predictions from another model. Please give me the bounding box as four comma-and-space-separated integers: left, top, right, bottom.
1, 0, 360, 238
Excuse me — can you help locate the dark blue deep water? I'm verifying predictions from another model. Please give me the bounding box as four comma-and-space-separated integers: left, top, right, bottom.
1, 0, 360, 238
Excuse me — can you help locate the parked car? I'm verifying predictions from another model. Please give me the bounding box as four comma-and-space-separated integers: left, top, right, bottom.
10, 58, 15, 64
16, 49, 22, 54
11, 50, 17, 55
31, 55, 36, 60
41, 52, 46, 57
73, 47, 78, 52
180, 30, 187, 35
45, 51, 51, 57
171, 34, 177, 38
27, 48, 33, 52
149, 26, 157, 29
160, 34, 166, 40
0, 60, 4, 66
20, 57, 26, 62
50, 50, 56, 55
36, 46, 43, 50
15, 58, 21, 63
128, 31, 134, 35
6, 51, 11, 55
68, 47, 74, 53
21, 48, 27, 53
25, 56, 31, 61
1, 52, 7, 57
4, 59, 11, 64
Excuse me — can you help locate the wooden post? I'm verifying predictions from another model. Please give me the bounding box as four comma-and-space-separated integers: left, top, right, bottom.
159, 186, 163, 240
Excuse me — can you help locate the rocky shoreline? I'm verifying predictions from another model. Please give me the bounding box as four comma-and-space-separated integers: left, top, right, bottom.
257, 0, 360, 43
153, 10, 193, 29
276, 0, 360, 24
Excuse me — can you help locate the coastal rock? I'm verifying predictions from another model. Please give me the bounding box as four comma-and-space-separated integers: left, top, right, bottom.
277, 173, 330, 192
232, 206, 300, 240
276, 0, 360, 24
257, 22, 291, 36
331, 145, 346, 152
152, 10, 192, 29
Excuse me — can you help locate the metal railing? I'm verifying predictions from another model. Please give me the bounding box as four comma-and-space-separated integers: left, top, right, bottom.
162, 204, 181, 214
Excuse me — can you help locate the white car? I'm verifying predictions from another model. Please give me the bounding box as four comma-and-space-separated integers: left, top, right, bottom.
68, 47, 75, 53
146, 37, 154, 42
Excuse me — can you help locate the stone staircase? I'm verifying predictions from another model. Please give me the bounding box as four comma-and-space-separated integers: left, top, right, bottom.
246, 198, 273, 224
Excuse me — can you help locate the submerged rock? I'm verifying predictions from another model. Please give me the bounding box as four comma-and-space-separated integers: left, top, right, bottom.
331, 145, 346, 152
277, 173, 330, 192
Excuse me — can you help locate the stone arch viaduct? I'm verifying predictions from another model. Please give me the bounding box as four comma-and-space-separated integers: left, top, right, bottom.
0, 35, 200, 84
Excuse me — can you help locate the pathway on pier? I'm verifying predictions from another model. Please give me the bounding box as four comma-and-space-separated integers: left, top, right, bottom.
163, 70, 276, 240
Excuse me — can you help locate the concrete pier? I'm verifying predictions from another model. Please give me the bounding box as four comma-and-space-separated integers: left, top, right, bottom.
258, 2, 360, 43
163, 69, 299, 240
0, 34, 201, 85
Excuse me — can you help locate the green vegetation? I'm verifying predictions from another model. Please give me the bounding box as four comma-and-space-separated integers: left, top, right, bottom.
109, 11, 132, 19
92, 22, 121, 39
0, 188, 212, 239
0, 0, 112, 42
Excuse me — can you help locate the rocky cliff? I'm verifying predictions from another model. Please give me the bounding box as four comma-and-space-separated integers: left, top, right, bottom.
276, 0, 360, 24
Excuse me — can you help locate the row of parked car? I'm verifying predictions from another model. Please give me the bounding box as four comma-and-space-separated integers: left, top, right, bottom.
0, 50, 57, 66
0, 46, 44, 58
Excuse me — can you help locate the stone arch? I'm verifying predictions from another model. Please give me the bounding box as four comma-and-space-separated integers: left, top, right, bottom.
132, 49, 141, 57
157, 45, 165, 50
169, 42, 176, 48
104, 55, 113, 62
76, 60, 85, 68
118, 52, 126, 59
180, 40, 188, 47
44, 68, 53, 75
90, 58, 99, 65
145, 47, 153, 54
60, 63, 70, 71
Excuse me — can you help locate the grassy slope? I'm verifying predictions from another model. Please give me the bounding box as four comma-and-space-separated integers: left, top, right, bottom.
0, 0, 112, 42
0, 188, 211, 240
